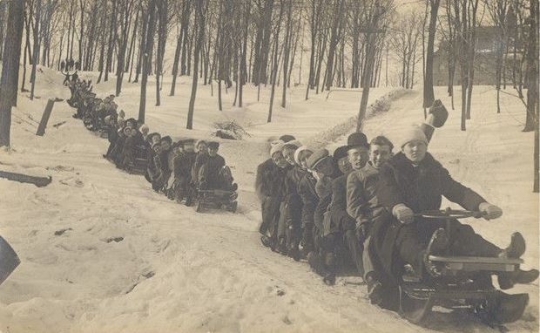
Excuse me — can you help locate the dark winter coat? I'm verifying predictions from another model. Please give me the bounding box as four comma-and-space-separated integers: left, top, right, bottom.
199, 154, 226, 189
284, 166, 306, 226
174, 151, 197, 180
346, 162, 385, 227
255, 158, 288, 201
328, 173, 356, 233
298, 172, 319, 228
313, 169, 343, 237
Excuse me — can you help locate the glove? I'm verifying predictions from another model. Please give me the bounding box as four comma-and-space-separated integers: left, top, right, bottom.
428, 99, 449, 128
479, 202, 503, 220
392, 204, 414, 224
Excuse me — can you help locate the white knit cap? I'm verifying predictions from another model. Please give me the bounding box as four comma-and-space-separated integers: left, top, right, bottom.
399, 125, 428, 148
270, 141, 285, 157
294, 146, 313, 165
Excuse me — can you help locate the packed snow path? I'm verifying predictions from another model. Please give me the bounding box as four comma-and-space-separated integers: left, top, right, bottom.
0, 71, 537, 333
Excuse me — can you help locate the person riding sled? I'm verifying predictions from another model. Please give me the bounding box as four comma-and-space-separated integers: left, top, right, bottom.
369, 124, 539, 310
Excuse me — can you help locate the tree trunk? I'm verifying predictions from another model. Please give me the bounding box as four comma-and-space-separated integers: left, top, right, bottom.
138, 0, 157, 123
0, 0, 25, 147
170, 35, 182, 96
30, 0, 42, 101
78, 0, 85, 68
268, 0, 283, 123
187, 0, 205, 129
281, 0, 293, 108
105, 0, 117, 82
21, 8, 31, 93
155, 0, 167, 107
423, 0, 439, 108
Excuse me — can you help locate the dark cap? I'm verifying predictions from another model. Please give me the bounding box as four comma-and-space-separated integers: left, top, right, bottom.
347, 132, 369, 149
279, 135, 296, 143
208, 141, 220, 149
333, 145, 349, 160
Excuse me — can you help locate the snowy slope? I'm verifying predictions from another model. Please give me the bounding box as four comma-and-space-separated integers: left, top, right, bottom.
0, 67, 538, 333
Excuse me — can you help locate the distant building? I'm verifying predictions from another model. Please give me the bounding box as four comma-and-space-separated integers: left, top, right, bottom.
432, 25, 524, 86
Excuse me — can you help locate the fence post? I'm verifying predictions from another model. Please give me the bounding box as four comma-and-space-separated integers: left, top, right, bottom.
36, 99, 55, 136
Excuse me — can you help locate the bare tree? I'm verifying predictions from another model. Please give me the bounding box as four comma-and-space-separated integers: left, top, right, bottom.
154, 0, 169, 106
0, 0, 25, 147
423, 0, 440, 109
115, 0, 137, 96
485, 0, 510, 114
138, 0, 157, 123
389, 9, 422, 89
356, 1, 390, 132
267, 0, 284, 123
30, 0, 42, 100
187, 0, 206, 129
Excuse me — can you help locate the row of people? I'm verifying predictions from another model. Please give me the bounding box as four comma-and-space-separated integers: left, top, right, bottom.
256, 119, 538, 310
65, 76, 237, 208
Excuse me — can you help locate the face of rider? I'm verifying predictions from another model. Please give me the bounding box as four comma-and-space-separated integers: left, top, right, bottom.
209, 148, 218, 157
337, 156, 352, 174
272, 152, 289, 169
369, 144, 392, 169
151, 135, 161, 145
314, 157, 335, 177
161, 141, 171, 151
282, 147, 297, 166
299, 150, 313, 170
348, 147, 369, 170
402, 140, 427, 164
197, 143, 208, 154
184, 143, 195, 152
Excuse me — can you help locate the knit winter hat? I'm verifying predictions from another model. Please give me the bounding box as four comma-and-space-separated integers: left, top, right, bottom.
294, 146, 313, 165
399, 125, 428, 148
306, 149, 329, 170
270, 141, 285, 157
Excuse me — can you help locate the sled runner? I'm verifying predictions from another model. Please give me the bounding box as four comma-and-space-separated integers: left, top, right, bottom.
398, 209, 529, 326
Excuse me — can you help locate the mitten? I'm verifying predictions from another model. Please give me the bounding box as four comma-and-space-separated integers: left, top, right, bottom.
428, 99, 449, 128
392, 204, 414, 224
479, 202, 503, 220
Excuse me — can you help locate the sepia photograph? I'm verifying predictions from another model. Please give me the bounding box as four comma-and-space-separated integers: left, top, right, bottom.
0, 0, 538, 332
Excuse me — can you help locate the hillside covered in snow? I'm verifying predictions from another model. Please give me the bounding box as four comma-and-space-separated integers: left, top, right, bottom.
0, 68, 538, 333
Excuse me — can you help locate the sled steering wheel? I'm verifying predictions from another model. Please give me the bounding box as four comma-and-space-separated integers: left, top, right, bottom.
415, 207, 484, 219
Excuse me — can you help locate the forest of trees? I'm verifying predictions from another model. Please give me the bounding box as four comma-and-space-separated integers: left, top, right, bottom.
0, 0, 538, 190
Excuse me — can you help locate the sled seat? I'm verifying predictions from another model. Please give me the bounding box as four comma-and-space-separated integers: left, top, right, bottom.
429, 255, 523, 272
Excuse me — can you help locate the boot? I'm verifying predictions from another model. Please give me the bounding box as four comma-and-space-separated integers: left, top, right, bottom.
423, 228, 449, 278
260, 235, 274, 249
365, 272, 383, 306
498, 268, 540, 290
499, 232, 526, 259
323, 272, 336, 286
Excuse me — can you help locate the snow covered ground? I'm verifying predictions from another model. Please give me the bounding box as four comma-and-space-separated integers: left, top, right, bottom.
0, 68, 538, 333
